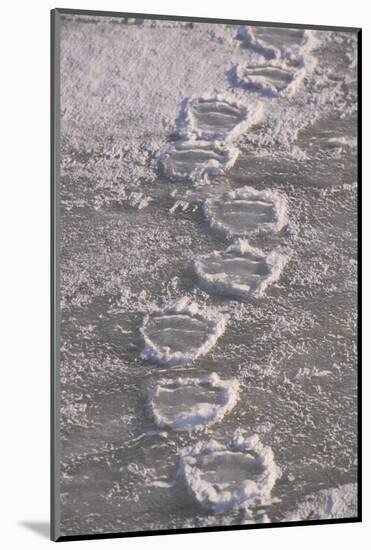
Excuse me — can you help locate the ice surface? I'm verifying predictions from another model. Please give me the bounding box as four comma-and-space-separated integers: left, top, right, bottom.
140, 298, 228, 366
157, 140, 239, 182
286, 484, 357, 521
194, 240, 288, 299
179, 430, 281, 513
204, 186, 288, 239
148, 373, 239, 431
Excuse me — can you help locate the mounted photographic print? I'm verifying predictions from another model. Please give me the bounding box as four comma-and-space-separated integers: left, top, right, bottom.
51, 8, 361, 541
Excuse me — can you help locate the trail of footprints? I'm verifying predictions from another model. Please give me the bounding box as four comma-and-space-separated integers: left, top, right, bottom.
134, 28, 309, 517
236, 26, 310, 97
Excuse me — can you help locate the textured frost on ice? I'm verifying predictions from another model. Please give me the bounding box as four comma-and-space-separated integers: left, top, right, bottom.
194, 240, 288, 299
157, 140, 239, 182
140, 298, 228, 366
179, 429, 281, 513
177, 94, 261, 141
148, 372, 239, 431
204, 186, 288, 239
286, 484, 357, 521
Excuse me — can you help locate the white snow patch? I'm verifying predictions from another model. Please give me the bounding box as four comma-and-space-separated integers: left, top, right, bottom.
140, 298, 228, 366
127, 191, 153, 209
148, 373, 239, 431
169, 200, 190, 214
179, 429, 281, 513
149, 480, 174, 489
